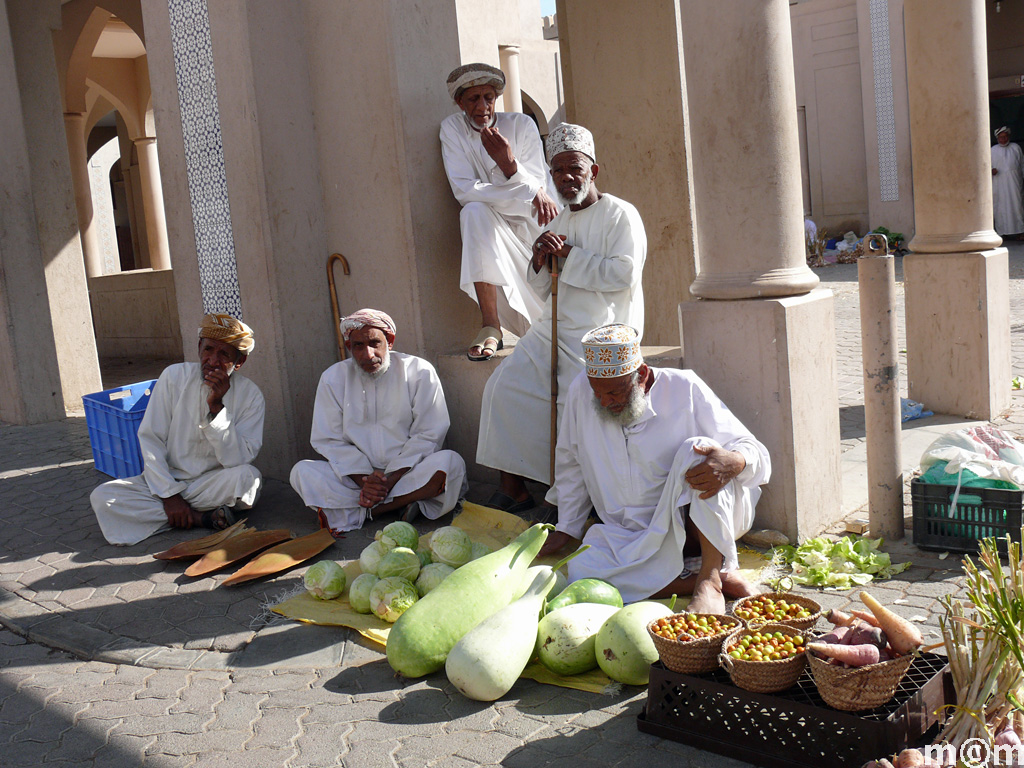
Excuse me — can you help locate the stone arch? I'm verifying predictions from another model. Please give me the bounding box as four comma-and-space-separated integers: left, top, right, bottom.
521, 91, 548, 135
84, 74, 142, 138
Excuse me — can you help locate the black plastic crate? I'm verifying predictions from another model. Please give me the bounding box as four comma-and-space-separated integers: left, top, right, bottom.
638, 652, 951, 768
911, 478, 1023, 554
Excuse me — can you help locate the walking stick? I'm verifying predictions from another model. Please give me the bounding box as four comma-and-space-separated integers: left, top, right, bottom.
549, 252, 559, 486
327, 253, 351, 361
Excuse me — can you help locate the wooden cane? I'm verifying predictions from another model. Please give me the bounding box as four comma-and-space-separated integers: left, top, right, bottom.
327, 253, 351, 361
549, 252, 559, 486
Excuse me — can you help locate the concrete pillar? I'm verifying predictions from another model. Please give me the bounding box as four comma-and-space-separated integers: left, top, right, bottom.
557, 0, 697, 346
499, 45, 522, 113
134, 136, 172, 271
903, 0, 1010, 419
679, 0, 840, 540
64, 112, 104, 277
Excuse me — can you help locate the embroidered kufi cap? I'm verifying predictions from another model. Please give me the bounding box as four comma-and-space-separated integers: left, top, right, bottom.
546, 122, 596, 163
582, 324, 642, 378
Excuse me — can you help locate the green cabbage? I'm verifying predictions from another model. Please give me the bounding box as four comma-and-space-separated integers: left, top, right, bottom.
359, 540, 390, 576
416, 549, 433, 568
375, 521, 419, 551
770, 535, 911, 590
303, 560, 347, 600
415, 562, 454, 597
348, 573, 379, 613
377, 547, 420, 582
369, 576, 419, 622
430, 526, 472, 568
470, 541, 491, 561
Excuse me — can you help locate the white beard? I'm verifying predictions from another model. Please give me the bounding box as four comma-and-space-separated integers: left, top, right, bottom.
592, 383, 647, 427
557, 179, 591, 207
358, 352, 391, 382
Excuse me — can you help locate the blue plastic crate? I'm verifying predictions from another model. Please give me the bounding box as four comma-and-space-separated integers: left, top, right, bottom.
82, 380, 157, 478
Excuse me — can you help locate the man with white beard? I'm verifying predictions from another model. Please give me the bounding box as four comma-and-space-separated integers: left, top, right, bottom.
90, 314, 265, 545
290, 309, 467, 535
537, 324, 771, 612
477, 123, 647, 515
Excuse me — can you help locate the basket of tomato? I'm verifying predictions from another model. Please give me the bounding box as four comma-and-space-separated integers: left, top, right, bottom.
719, 622, 809, 693
647, 613, 741, 674
732, 592, 821, 631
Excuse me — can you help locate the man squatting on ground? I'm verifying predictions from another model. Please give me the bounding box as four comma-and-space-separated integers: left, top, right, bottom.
290, 309, 468, 535
441, 62, 560, 360
476, 122, 647, 513
537, 324, 771, 614
91, 314, 265, 546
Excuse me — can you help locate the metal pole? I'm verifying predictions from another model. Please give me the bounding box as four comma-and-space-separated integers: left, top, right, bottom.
857, 234, 904, 539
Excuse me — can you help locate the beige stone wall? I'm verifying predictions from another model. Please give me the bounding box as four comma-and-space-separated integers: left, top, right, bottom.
88, 269, 182, 359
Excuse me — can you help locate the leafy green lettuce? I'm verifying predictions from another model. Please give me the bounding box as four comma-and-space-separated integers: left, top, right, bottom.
769, 535, 911, 590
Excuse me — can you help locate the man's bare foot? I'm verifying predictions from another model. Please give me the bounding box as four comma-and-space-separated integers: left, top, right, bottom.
688, 571, 726, 614
721, 571, 757, 600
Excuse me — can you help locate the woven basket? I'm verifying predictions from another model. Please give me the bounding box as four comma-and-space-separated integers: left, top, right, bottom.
718, 622, 808, 693
647, 613, 741, 674
807, 650, 915, 711
732, 592, 822, 631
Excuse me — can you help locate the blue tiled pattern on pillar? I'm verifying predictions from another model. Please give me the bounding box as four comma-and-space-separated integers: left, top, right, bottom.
167, 0, 243, 317
869, 0, 900, 202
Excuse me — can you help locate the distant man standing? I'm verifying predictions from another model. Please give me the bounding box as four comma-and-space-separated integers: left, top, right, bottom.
992, 126, 1024, 237
290, 309, 467, 534
441, 62, 559, 360
91, 314, 264, 546
477, 123, 647, 513
538, 325, 771, 612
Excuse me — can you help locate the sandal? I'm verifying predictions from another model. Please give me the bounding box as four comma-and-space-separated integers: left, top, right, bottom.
468, 326, 504, 361
200, 505, 236, 531
485, 490, 534, 515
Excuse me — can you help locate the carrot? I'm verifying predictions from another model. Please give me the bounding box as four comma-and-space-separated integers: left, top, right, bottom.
806, 642, 881, 667
850, 608, 881, 628
824, 608, 856, 627
859, 591, 923, 655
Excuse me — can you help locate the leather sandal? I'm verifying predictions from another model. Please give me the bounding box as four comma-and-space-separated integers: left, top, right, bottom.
468, 326, 503, 361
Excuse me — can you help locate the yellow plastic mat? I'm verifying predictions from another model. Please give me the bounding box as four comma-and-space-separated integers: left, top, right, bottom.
272, 505, 769, 691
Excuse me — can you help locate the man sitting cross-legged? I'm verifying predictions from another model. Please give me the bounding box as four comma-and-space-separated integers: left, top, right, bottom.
537, 324, 771, 613
90, 313, 265, 546
290, 309, 468, 535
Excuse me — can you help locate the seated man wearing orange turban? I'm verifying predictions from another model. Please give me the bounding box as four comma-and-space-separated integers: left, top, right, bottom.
90, 314, 265, 545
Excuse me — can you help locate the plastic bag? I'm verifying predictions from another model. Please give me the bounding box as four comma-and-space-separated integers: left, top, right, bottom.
920, 426, 1024, 489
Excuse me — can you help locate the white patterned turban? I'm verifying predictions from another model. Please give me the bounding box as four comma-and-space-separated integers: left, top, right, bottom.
198, 314, 254, 355
447, 63, 505, 102
996, 126, 1011, 138
582, 324, 642, 379
341, 308, 397, 344
546, 122, 596, 164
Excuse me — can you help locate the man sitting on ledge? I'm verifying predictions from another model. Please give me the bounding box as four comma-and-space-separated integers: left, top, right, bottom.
290, 309, 467, 535
91, 314, 265, 546
537, 324, 771, 612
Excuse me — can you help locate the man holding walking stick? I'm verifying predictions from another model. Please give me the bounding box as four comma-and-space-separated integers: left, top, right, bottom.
477, 123, 648, 516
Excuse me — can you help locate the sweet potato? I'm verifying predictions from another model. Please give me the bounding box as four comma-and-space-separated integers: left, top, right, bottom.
806, 642, 881, 667
860, 591, 923, 654
850, 608, 882, 628
825, 608, 856, 627
894, 748, 927, 768
184, 529, 293, 577
816, 625, 851, 649
847, 621, 888, 651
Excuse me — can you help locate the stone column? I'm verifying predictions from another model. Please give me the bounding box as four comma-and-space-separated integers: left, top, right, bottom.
134, 136, 172, 271
63, 112, 104, 277
498, 45, 522, 113
678, 0, 840, 540
902, 0, 1010, 419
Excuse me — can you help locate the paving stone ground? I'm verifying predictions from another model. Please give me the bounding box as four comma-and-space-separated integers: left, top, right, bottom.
2, 245, 1024, 766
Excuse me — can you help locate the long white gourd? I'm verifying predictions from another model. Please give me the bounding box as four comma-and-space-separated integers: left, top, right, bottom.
445, 572, 556, 701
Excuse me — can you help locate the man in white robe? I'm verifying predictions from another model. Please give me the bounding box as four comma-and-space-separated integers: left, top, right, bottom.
538, 325, 771, 611
91, 314, 265, 546
992, 126, 1024, 236
477, 123, 646, 513
290, 309, 467, 534
441, 62, 559, 358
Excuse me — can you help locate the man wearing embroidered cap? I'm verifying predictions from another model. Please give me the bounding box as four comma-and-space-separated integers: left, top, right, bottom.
537, 324, 771, 612
441, 62, 560, 360
992, 126, 1024, 237
90, 314, 265, 545
290, 309, 467, 534
477, 123, 647, 515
